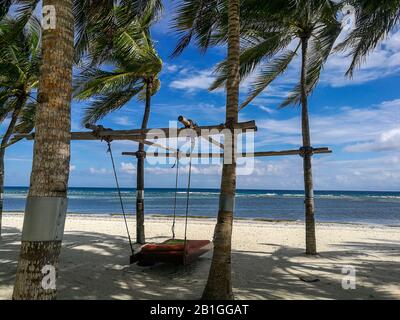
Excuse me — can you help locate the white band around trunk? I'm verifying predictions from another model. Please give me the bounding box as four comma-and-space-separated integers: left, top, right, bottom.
22, 196, 68, 241
219, 194, 235, 212
136, 190, 144, 200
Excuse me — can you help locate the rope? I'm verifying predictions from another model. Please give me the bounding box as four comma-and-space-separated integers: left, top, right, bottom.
184, 154, 193, 242
184, 138, 196, 240
183, 137, 195, 264
106, 140, 135, 255
171, 149, 180, 239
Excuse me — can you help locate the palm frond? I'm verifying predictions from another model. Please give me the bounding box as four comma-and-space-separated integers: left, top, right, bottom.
73, 0, 119, 64
74, 68, 141, 100
8, 101, 36, 146
136, 77, 161, 101
281, 14, 341, 108
210, 33, 292, 91
0, 0, 12, 19
240, 47, 299, 110
171, 0, 224, 57
74, 5, 163, 128
126, 0, 164, 21
81, 86, 144, 125
336, 0, 400, 77
0, 94, 15, 122
0, 15, 40, 132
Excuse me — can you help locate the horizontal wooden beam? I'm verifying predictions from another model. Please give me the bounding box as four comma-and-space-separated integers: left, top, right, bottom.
137, 139, 178, 153
15, 120, 257, 142
203, 136, 224, 149
122, 147, 332, 158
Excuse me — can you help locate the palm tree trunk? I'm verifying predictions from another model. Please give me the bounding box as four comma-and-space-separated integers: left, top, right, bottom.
0, 97, 26, 238
136, 79, 152, 244
202, 0, 240, 300
13, 0, 74, 300
300, 36, 317, 255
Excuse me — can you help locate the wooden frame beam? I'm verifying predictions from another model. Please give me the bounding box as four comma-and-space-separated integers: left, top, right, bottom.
122, 147, 332, 158
14, 120, 257, 141
178, 115, 224, 149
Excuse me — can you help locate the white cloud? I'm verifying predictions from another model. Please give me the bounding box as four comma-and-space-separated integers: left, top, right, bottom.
255, 99, 400, 151
318, 155, 400, 190
318, 30, 400, 87
149, 102, 226, 125
164, 63, 179, 73
169, 68, 216, 92
5, 157, 31, 162
70, 165, 76, 172
345, 128, 400, 152
256, 106, 276, 114
89, 167, 108, 175
145, 163, 222, 176
235, 153, 400, 191
166, 29, 400, 105
121, 162, 136, 175
113, 116, 131, 126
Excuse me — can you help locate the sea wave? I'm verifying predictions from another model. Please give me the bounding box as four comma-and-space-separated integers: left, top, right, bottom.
176, 191, 220, 196
367, 195, 400, 199
237, 193, 278, 198
4, 188, 400, 202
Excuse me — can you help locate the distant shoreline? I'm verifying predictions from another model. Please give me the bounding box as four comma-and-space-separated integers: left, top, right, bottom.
3, 186, 400, 193
4, 212, 400, 228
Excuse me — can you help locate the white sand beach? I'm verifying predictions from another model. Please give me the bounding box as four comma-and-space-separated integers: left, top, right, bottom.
1, 213, 400, 300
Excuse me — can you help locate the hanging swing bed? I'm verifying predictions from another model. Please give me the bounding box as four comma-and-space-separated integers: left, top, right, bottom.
104, 129, 212, 266
130, 138, 212, 266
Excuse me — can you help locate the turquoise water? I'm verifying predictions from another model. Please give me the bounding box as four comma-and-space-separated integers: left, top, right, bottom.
4, 187, 400, 225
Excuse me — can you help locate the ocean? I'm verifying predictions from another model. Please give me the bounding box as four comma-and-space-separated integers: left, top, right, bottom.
3, 187, 400, 226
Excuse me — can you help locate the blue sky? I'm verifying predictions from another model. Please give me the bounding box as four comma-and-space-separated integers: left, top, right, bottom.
3, 1, 400, 191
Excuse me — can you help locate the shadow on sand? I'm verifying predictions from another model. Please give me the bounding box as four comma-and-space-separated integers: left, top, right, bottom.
1, 226, 399, 299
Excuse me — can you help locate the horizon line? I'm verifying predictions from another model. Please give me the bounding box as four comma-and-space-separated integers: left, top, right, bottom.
4, 186, 400, 193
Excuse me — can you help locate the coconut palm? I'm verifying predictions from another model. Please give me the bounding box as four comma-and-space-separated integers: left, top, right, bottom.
6, 0, 151, 299
11, 0, 75, 300
74, 9, 162, 244
337, 0, 400, 76
203, 0, 240, 300
7, 0, 160, 299
211, 0, 341, 255
173, 0, 241, 299
74, 0, 163, 64
0, 16, 40, 238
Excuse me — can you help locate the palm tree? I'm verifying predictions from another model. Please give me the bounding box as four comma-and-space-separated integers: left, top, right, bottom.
173, 0, 241, 299
203, 0, 240, 300
337, 0, 400, 76
7, 0, 145, 300
11, 0, 75, 300
74, 8, 162, 244
0, 16, 40, 238
211, 0, 341, 255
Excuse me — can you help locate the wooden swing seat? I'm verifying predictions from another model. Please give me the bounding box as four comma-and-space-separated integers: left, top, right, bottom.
130, 239, 212, 266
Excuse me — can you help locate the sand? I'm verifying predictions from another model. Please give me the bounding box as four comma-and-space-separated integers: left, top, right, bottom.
1, 212, 399, 300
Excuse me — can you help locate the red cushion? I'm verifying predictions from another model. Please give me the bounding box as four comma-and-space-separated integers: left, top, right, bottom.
186, 240, 211, 252
141, 243, 185, 252
141, 240, 211, 253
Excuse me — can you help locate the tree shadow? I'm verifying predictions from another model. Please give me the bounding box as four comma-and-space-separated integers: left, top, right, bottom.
232, 242, 400, 299
0, 227, 21, 292
1, 227, 399, 300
